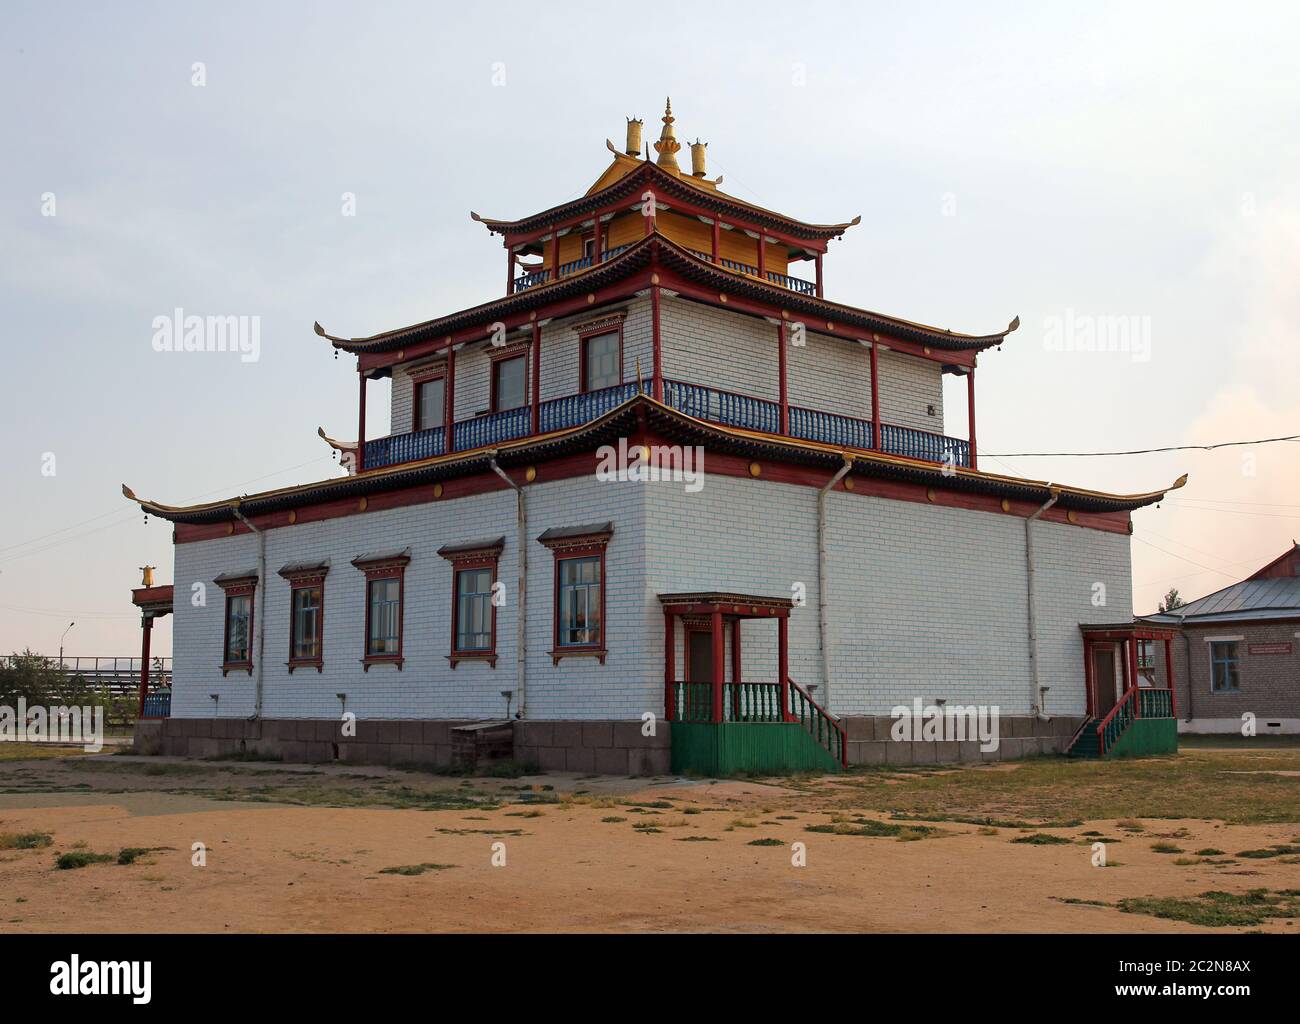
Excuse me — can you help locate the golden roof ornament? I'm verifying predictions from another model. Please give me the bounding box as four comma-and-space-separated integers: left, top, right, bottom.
653, 97, 682, 172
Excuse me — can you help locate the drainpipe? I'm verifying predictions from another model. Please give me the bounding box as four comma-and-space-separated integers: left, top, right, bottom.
1025, 488, 1060, 719
231, 505, 266, 730
488, 455, 527, 719
817, 457, 854, 711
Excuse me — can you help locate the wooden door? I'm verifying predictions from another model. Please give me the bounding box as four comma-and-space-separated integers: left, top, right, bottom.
1091, 644, 1118, 716
687, 630, 714, 683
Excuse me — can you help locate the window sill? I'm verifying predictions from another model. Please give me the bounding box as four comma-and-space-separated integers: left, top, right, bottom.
361, 656, 404, 672
448, 652, 497, 669
287, 660, 324, 674
548, 648, 607, 666
221, 662, 253, 677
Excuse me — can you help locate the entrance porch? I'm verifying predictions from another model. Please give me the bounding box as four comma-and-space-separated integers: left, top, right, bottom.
1069, 623, 1179, 758
659, 592, 846, 774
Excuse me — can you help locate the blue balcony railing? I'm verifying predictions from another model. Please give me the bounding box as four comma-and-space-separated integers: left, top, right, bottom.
789, 406, 873, 449
452, 406, 532, 452
512, 268, 550, 293
766, 271, 816, 295
141, 691, 171, 719
663, 379, 781, 434
511, 245, 636, 294
365, 425, 445, 467
539, 381, 642, 433
363, 382, 969, 471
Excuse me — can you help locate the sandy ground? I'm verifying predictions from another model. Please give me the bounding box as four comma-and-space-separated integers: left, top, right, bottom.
2, 755, 1298, 933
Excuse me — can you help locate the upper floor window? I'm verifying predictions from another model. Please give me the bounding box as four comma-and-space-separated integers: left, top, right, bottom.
1210, 641, 1240, 693
439, 538, 504, 668
582, 331, 621, 392
538, 523, 612, 665
214, 572, 257, 675
492, 353, 527, 412
352, 550, 410, 670
279, 562, 328, 672
415, 374, 445, 432
1136, 639, 1155, 684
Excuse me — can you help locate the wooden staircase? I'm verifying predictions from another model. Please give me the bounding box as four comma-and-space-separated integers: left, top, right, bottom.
1067, 686, 1178, 759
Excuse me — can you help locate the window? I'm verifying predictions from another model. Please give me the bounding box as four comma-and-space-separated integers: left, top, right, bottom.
582, 331, 621, 392
415, 375, 445, 432
1210, 641, 1240, 693
492, 353, 527, 412
368, 578, 401, 654
439, 538, 503, 667
352, 551, 409, 670
280, 562, 328, 672
558, 556, 601, 645
214, 573, 257, 675
538, 523, 612, 664
1136, 639, 1155, 685
225, 594, 253, 664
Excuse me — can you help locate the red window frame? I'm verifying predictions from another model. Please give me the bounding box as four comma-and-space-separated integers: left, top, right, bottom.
216, 575, 257, 676
411, 369, 447, 433
352, 553, 409, 671
280, 565, 328, 673
489, 346, 529, 413
578, 323, 624, 394
539, 529, 612, 665
439, 540, 504, 668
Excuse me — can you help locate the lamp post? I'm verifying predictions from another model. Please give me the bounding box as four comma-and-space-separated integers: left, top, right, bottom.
59, 621, 75, 671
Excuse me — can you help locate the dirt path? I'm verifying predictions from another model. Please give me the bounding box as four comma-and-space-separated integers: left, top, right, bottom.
2, 761, 1297, 933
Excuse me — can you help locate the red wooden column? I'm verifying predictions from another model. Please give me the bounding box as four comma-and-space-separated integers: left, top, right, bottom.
778, 614, 790, 721
1082, 638, 1095, 717
663, 611, 676, 723
756, 232, 766, 279
651, 284, 663, 401
967, 366, 978, 470
356, 367, 367, 472
505, 246, 514, 294
137, 614, 153, 718
777, 320, 789, 434
730, 618, 742, 720
592, 215, 603, 263
1130, 639, 1142, 716
711, 609, 725, 723
711, 219, 721, 261
869, 342, 881, 450
550, 231, 560, 280
530, 322, 541, 434
814, 253, 824, 298
444, 344, 456, 449
1165, 637, 1177, 716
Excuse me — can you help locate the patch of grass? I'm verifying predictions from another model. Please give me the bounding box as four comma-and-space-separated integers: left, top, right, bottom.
505, 810, 544, 818
633, 825, 662, 834
1117, 819, 1145, 832
207, 750, 283, 762
0, 831, 53, 850
621, 800, 674, 809
433, 827, 524, 836
1055, 896, 1111, 907
599, 816, 627, 823
1236, 844, 1300, 859
675, 836, 719, 842
117, 846, 174, 865
807, 819, 936, 839
729, 818, 758, 829
378, 863, 457, 876
1010, 833, 1072, 845
55, 850, 115, 870
1196, 848, 1226, 856
748, 838, 784, 847
1119, 889, 1300, 928
1150, 841, 1184, 854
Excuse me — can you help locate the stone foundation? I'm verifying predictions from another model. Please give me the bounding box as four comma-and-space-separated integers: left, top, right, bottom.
132, 717, 671, 775
841, 714, 1086, 765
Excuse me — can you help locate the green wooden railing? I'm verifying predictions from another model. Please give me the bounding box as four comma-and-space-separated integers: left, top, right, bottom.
672, 682, 713, 723
1139, 688, 1173, 718
788, 679, 847, 767
722, 682, 783, 723
1097, 687, 1137, 756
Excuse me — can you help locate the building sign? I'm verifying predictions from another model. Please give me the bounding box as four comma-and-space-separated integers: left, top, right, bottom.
1248, 642, 1293, 656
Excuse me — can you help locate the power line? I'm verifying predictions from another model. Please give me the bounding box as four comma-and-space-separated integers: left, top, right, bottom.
985, 433, 1300, 458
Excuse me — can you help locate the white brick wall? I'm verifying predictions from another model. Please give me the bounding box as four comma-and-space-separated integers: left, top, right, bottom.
660, 296, 779, 401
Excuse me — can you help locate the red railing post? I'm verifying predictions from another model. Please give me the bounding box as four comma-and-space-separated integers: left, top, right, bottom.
711, 610, 724, 724
778, 615, 790, 722
664, 611, 675, 723
137, 615, 153, 718
730, 618, 742, 720
530, 321, 541, 435
356, 367, 367, 472
776, 320, 789, 434
1128, 639, 1141, 718
869, 342, 881, 450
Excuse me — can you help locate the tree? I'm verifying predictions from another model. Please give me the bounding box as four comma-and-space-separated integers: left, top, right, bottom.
1158, 588, 1186, 613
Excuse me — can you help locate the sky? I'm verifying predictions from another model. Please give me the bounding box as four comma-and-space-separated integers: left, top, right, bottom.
2, 0, 1298, 659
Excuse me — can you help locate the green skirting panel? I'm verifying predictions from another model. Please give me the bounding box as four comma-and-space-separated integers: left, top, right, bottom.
1106, 717, 1178, 758
671, 722, 840, 775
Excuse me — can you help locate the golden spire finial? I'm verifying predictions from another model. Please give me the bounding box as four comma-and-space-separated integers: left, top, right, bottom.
654, 96, 681, 172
